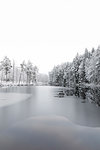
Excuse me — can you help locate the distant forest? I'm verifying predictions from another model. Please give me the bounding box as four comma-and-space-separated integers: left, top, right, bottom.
0, 57, 38, 85
49, 46, 100, 105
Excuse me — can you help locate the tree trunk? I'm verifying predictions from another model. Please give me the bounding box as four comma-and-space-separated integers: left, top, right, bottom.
6, 72, 7, 82
27, 74, 29, 85
19, 73, 21, 85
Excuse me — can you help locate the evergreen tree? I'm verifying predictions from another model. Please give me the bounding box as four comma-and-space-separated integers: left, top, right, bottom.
1, 56, 12, 82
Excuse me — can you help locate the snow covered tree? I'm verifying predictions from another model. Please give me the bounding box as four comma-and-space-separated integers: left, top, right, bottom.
24, 61, 38, 85
0, 56, 12, 82
31, 66, 38, 84
49, 71, 53, 85
79, 60, 85, 84
85, 47, 100, 84
73, 53, 82, 85
72, 54, 82, 96
94, 46, 100, 84
25, 61, 33, 84
49, 45, 100, 103
63, 63, 71, 87
19, 60, 26, 84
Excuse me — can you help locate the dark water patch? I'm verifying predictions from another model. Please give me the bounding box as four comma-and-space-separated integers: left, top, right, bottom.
64, 88, 74, 96
81, 100, 86, 103
54, 89, 65, 98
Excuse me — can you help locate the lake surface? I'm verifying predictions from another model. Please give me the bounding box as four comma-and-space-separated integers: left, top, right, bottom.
0, 86, 100, 150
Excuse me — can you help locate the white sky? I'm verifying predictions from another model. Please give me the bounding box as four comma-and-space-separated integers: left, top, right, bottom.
0, 0, 100, 74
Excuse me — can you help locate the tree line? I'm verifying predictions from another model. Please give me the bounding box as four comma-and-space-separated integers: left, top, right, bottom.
0, 56, 38, 85
49, 46, 100, 104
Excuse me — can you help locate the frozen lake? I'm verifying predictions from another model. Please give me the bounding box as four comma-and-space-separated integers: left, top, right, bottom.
0, 86, 100, 150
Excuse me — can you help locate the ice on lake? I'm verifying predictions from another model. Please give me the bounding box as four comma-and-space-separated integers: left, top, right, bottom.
0, 93, 31, 107
0, 86, 100, 150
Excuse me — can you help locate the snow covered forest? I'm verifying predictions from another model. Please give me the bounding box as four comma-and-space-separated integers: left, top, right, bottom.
49, 46, 100, 105
0, 56, 39, 85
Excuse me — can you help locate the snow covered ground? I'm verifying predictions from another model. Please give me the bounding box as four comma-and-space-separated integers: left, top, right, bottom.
0, 93, 31, 107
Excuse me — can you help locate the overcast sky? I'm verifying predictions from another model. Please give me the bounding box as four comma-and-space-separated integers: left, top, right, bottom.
0, 0, 100, 74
